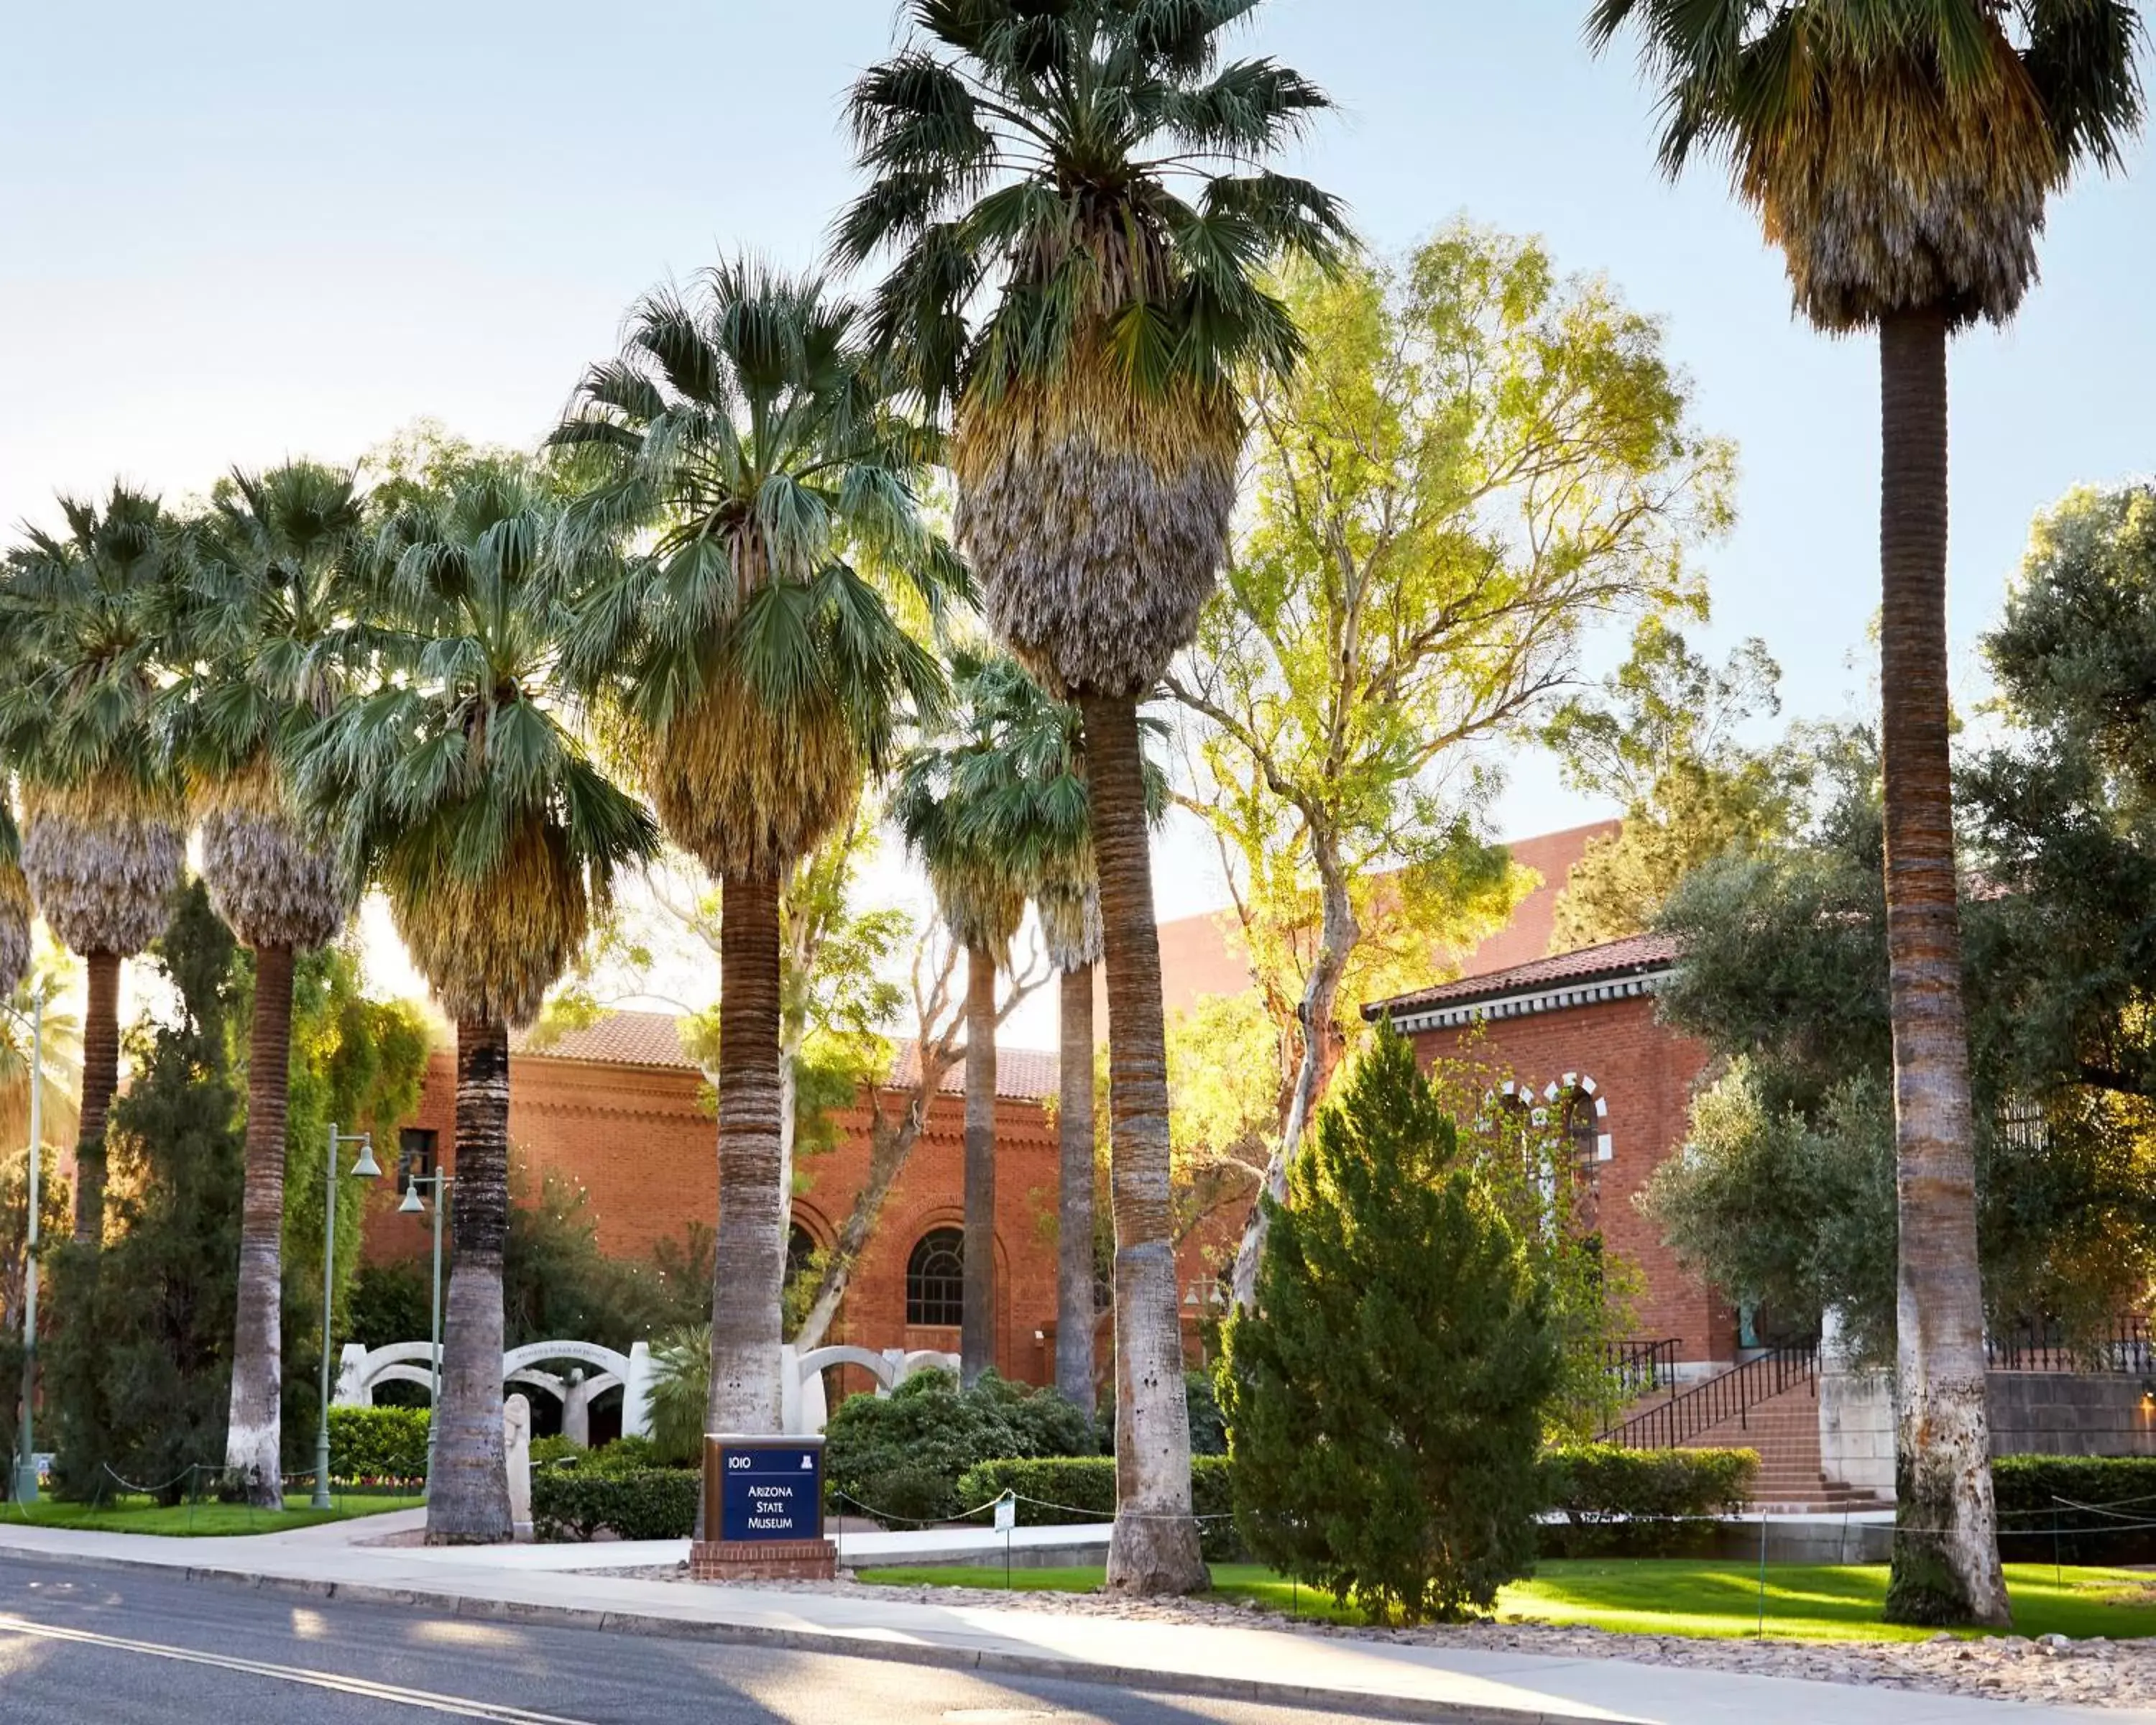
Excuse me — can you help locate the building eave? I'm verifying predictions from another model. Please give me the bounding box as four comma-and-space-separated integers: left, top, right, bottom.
1379, 965, 1675, 1034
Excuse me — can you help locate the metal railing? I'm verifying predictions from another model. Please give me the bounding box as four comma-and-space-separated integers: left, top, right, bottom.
1602, 1337, 1681, 1402
1986, 1316, 2152, 1375
1600, 1342, 1818, 1451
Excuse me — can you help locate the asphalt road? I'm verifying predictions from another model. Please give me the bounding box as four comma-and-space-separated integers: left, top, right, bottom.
0, 1555, 1416, 1725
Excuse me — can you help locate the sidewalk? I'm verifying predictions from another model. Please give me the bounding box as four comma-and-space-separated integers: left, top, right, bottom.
0, 1517, 2142, 1725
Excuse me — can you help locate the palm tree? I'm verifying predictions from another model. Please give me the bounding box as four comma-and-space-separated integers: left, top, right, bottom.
553, 260, 959, 1437
1588, 0, 2145, 1627
176, 461, 368, 1507
1038, 879, 1102, 1414
0, 488, 186, 1244
837, 0, 1347, 1594
300, 465, 657, 1542
958, 662, 1168, 1417
893, 651, 1051, 1385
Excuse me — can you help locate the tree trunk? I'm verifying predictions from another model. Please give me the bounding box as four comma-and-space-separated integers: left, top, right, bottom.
70, 950, 121, 1245
226, 942, 295, 1508
708, 871, 786, 1434
961, 939, 998, 1385
1876, 307, 2008, 1629
1081, 694, 1207, 1596
791, 1083, 940, 1354
1056, 960, 1097, 1414
425, 1015, 513, 1544
1227, 845, 1359, 1314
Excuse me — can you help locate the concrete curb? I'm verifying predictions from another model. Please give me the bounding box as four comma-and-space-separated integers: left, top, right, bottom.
1, 1544, 1633, 1725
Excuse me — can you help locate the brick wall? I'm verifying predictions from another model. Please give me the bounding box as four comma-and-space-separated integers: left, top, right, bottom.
360, 1046, 1232, 1388
1404, 994, 1736, 1365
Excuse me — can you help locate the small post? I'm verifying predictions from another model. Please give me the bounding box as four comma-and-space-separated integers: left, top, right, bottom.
1755, 1506, 1769, 1639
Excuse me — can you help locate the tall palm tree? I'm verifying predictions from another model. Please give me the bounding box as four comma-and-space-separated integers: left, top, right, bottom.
1589, 0, 2145, 1627
838, 0, 1347, 1594
1036, 878, 1102, 1414
176, 461, 368, 1507
553, 260, 959, 1436
300, 465, 657, 1542
960, 661, 1169, 1417
892, 650, 1053, 1385
0, 488, 186, 1244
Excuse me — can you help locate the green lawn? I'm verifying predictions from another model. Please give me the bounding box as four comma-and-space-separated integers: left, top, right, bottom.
0, 1491, 425, 1537
856, 1559, 2156, 1642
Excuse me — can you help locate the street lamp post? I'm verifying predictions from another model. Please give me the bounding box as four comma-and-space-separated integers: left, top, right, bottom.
398, 1169, 450, 1499
314, 1123, 382, 1511
12, 988, 44, 1505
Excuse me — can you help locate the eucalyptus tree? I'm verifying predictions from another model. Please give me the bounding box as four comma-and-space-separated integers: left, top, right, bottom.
553, 259, 958, 1435
838, 0, 1348, 1593
0, 488, 186, 1243
178, 461, 368, 1506
1590, 0, 2145, 1627
300, 465, 658, 1542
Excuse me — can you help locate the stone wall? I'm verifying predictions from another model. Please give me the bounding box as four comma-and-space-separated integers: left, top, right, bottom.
1820, 1368, 2156, 1496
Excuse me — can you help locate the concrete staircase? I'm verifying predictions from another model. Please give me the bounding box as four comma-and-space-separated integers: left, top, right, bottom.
1680, 1376, 1886, 1512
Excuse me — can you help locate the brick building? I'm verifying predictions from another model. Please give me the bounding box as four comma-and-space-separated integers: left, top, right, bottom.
1366, 932, 1737, 1368
364, 816, 1738, 1397
360, 1010, 1227, 1389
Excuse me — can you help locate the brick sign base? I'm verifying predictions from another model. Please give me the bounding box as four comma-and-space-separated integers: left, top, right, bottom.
690, 1538, 838, 1582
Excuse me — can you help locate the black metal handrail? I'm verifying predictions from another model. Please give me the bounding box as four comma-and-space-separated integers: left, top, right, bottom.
1602, 1337, 1681, 1401
1600, 1342, 1818, 1450
1986, 1316, 2152, 1374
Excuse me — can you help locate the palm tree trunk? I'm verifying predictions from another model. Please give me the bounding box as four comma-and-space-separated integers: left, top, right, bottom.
1876, 307, 2008, 1629
1056, 960, 1097, 1414
226, 942, 295, 1508
425, 1014, 513, 1544
70, 950, 121, 1245
961, 938, 998, 1386
708, 871, 786, 1435
1080, 693, 1207, 1596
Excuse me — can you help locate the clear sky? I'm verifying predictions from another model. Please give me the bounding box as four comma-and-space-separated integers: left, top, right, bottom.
8, 2, 2152, 1034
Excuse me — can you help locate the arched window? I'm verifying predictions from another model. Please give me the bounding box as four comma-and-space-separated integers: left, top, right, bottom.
906, 1228, 965, 1327
786, 1223, 819, 1285
1559, 1085, 1603, 1232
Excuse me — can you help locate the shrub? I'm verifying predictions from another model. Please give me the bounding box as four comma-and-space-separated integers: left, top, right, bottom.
327, 1405, 430, 1483
1220, 1025, 1562, 1622
954, 1455, 1243, 1562
825, 1368, 1095, 1526
1994, 1455, 2156, 1565
1538, 1443, 1757, 1557
531, 1466, 699, 1542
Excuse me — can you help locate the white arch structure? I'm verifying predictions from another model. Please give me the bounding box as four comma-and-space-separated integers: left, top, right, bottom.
334, 1339, 653, 1442
334, 1338, 957, 1441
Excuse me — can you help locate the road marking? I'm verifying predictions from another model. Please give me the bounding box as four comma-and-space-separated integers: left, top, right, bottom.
0, 1611, 597, 1722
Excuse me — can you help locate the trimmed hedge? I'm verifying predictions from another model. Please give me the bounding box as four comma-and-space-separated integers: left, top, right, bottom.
954, 1455, 1244, 1563
827, 1370, 1097, 1528
1537, 1444, 1758, 1557
1994, 1455, 2156, 1565
327, 1406, 430, 1484
531, 1467, 699, 1542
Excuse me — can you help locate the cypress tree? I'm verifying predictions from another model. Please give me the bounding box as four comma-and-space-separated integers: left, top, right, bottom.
1219, 1021, 1560, 1623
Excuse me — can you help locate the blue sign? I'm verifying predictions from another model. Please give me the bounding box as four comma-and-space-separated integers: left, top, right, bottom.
717, 1440, 823, 1542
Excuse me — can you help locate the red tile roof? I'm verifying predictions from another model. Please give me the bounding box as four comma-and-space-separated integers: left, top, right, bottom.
1365, 932, 1680, 1018
510, 1008, 1059, 1101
